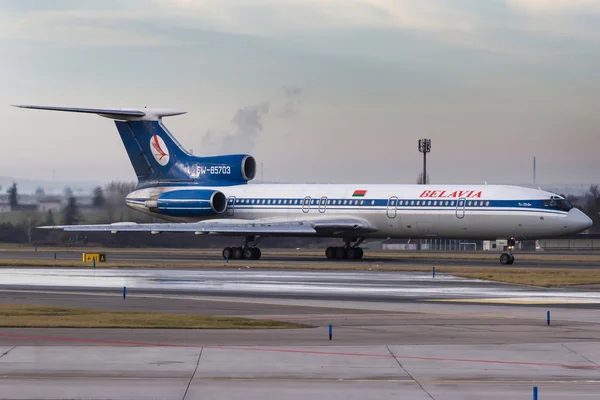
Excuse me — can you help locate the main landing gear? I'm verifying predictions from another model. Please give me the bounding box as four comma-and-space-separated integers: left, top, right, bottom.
222, 236, 263, 260
499, 238, 516, 265
325, 238, 365, 260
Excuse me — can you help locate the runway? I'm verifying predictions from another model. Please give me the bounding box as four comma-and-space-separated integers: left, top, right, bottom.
2, 267, 600, 398
1, 267, 600, 304
2, 248, 600, 269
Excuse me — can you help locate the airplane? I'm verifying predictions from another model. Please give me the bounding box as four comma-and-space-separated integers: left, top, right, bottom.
14, 105, 593, 265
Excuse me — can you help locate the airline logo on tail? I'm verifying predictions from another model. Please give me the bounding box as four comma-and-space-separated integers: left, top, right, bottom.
150, 135, 170, 166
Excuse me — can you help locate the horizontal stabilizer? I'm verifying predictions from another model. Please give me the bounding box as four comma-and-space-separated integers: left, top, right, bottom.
12, 105, 186, 121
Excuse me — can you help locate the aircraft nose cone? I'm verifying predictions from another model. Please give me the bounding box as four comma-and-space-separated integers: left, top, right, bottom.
567, 208, 593, 233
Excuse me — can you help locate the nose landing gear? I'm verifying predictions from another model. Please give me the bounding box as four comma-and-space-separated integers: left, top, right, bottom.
500, 238, 516, 265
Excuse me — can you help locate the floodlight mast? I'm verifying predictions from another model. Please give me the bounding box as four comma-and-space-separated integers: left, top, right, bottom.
418, 138, 431, 185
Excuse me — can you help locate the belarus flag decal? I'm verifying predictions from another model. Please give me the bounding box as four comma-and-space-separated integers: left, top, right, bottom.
352, 189, 367, 197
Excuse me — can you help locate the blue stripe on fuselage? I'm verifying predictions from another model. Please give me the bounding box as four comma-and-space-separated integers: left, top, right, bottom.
126, 197, 568, 215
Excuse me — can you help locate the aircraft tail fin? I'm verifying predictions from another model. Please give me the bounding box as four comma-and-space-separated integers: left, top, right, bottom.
14, 105, 256, 187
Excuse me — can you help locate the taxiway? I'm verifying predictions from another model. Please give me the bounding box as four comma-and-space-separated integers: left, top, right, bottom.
1, 266, 600, 399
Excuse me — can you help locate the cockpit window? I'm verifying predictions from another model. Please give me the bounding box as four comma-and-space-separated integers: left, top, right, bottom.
543, 199, 572, 212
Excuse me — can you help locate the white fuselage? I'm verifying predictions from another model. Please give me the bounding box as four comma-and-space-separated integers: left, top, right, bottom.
125, 183, 592, 240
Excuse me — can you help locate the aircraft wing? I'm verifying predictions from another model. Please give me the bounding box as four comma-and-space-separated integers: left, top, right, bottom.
38, 217, 378, 236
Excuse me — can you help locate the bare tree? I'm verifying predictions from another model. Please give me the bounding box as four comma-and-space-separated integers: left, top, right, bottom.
92, 186, 105, 207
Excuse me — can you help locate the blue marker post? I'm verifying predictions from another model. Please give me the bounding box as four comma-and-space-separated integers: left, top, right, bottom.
547, 311, 550, 326
432, 267, 436, 278
329, 324, 332, 340
53, 252, 56, 260
533, 386, 538, 400
123, 286, 127, 300
226, 256, 229, 263
93, 259, 96, 269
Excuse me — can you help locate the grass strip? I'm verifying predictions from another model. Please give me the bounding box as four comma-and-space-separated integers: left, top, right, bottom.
453, 269, 600, 288
0, 305, 311, 329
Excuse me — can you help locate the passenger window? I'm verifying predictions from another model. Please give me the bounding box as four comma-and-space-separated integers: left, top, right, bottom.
416, 201, 420, 206
411, 201, 414, 206
371, 200, 375, 205
467, 201, 472, 206
451, 201, 455, 206
486, 201, 489, 206
427, 201, 431, 206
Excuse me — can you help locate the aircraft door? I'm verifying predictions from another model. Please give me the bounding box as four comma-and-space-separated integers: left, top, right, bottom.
387, 196, 398, 219
456, 197, 466, 219
302, 196, 311, 213
319, 196, 327, 213
226, 196, 236, 216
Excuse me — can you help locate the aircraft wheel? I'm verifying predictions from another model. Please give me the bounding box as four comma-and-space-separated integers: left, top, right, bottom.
335, 247, 347, 259
508, 254, 515, 265
355, 247, 364, 260
222, 247, 233, 260
254, 247, 262, 260
500, 253, 511, 265
347, 247, 364, 260
233, 247, 244, 260
347, 247, 357, 260
325, 247, 336, 259
243, 247, 255, 260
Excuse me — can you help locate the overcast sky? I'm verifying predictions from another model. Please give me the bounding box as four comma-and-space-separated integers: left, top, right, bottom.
1, 0, 599, 187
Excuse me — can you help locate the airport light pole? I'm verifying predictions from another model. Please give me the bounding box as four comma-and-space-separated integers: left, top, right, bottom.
418, 139, 431, 185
